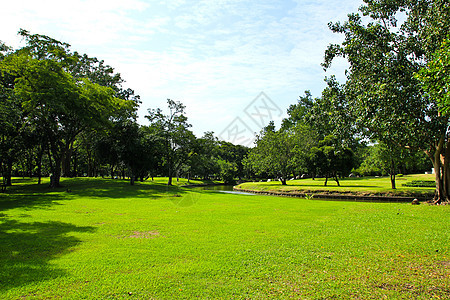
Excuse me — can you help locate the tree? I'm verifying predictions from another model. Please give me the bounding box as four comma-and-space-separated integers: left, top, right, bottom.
323, 0, 450, 203
1, 30, 138, 187
146, 99, 196, 185
307, 136, 354, 186
0, 59, 23, 189
245, 126, 299, 185
188, 132, 220, 181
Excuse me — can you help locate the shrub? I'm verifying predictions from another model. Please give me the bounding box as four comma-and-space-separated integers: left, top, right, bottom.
402, 180, 435, 187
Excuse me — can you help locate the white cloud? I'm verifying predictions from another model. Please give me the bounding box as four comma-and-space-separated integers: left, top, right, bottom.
1, 0, 364, 140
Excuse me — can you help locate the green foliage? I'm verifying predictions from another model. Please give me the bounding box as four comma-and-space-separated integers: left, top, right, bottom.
324, 0, 450, 201
245, 128, 298, 185
146, 99, 196, 185
0, 30, 138, 187
307, 136, 354, 186
417, 37, 450, 115
217, 159, 237, 184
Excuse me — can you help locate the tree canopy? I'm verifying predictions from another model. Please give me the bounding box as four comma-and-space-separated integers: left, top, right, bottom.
323, 0, 450, 202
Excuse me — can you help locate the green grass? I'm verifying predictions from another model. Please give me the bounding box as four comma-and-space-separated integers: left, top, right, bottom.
237, 174, 437, 197
0, 177, 449, 299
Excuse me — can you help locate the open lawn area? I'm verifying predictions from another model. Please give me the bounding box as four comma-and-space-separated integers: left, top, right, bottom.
0, 177, 449, 299
237, 174, 437, 199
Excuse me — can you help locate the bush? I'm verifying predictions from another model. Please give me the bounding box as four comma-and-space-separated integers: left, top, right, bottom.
402, 180, 435, 187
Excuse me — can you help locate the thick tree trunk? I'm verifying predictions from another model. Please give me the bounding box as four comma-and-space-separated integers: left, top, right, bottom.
424, 135, 446, 204
50, 157, 62, 188
390, 173, 396, 189
281, 178, 287, 185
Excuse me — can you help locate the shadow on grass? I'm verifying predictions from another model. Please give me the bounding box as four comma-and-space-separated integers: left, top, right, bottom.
0, 183, 65, 212
61, 178, 190, 200
0, 218, 95, 292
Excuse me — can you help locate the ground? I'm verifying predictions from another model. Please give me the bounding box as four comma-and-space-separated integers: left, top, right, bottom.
0, 177, 448, 299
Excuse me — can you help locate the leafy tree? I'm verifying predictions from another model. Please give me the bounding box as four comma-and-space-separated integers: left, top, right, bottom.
0, 64, 23, 189
323, 0, 450, 203
307, 136, 354, 186
188, 132, 220, 181
1, 30, 138, 187
216, 141, 250, 181
245, 128, 296, 185
146, 99, 196, 185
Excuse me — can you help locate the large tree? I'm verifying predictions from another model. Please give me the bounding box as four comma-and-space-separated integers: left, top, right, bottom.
323, 0, 450, 203
0, 30, 138, 187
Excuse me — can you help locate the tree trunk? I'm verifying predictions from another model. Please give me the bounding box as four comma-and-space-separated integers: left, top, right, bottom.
424, 135, 446, 204
281, 178, 287, 185
390, 159, 396, 189
130, 170, 135, 185
442, 140, 450, 200
167, 161, 173, 185
62, 144, 73, 177
324, 176, 328, 186
36, 148, 43, 185
5, 159, 12, 186
431, 150, 444, 204
390, 173, 396, 189
50, 157, 62, 188
334, 173, 340, 186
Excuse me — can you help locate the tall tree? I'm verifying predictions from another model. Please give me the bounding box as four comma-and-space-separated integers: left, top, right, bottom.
1, 30, 138, 187
146, 99, 196, 186
323, 0, 450, 203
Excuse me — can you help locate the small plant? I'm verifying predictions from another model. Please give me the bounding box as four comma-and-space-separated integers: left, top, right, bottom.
305, 193, 314, 200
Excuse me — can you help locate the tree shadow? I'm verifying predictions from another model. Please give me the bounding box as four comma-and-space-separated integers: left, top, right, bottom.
0, 218, 95, 291
60, 178, 190, 200
0, 186, 65, 212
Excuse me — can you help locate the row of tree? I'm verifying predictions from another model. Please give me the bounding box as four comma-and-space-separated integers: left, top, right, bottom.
244, 88, 430, 188
2, 0, 449, 203
245, 0, 449, 203
0, 30, 249, 190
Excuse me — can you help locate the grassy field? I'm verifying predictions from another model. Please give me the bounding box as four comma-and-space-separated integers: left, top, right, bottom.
237, 174, 437, 198
0, 177, 449, 299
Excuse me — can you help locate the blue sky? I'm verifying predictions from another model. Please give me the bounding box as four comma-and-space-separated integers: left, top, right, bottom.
1, 0, 363, 145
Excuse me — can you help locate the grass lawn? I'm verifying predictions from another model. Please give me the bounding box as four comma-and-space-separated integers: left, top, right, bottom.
0, 177, 449, 299
237, 174, 437, 198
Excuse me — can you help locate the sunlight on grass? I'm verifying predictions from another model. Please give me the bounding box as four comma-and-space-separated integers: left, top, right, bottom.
0, 177, 448, 299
